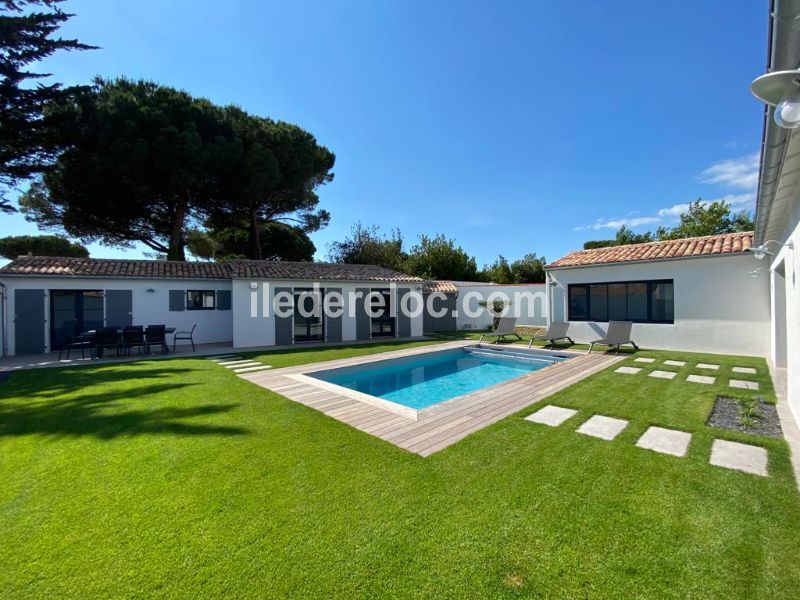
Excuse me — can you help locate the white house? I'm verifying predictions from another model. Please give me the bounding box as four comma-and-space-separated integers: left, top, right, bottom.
545, 232, 771, 357
748, 0, 800, 431
0, 257, 424, 356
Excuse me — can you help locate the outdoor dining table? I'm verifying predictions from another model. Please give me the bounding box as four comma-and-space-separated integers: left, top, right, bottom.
79, 327, 176, 357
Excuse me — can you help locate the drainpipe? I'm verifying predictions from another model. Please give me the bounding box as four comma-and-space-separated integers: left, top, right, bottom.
0, 281, 6, 357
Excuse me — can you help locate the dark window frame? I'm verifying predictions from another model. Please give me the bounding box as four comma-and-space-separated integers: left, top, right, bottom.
292, 287, 325, 343
186, 290, 216, 311
568, 279, 674, 324
370, 288, 395, 337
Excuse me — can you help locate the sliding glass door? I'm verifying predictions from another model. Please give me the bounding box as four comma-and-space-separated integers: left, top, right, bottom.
50, 290, 104, 350
293, 288, 324, 343
370, 289, 395, 337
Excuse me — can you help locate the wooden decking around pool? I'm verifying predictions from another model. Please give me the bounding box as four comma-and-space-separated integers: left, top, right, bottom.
240, 342, 623, 457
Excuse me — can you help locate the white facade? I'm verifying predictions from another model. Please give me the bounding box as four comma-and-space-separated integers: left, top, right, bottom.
231, 279, 424, 349
767, 197, 800, 424
0, 277, 234, 356
547, 253, 771, 357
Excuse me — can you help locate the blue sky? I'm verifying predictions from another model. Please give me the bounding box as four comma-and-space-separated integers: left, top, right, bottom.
4, 0, 767, 266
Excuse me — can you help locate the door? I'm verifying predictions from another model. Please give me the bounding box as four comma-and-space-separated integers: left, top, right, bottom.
14, 289, 45, 355
105, 290, 133, 328
49, 290, 105, 350
293, 288, 324, 343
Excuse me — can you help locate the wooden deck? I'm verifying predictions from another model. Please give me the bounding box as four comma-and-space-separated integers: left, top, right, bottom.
240, 342, 623, 457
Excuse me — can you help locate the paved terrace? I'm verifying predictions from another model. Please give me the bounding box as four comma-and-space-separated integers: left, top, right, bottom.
240, 341, 623, 457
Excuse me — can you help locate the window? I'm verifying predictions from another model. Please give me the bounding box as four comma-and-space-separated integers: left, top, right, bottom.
186, 290, 215, 310
370, 289, 395, 337
567, 280, 674, 324
293, 288, 324, 342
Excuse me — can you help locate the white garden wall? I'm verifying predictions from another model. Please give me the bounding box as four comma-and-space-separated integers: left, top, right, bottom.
547, 253, 771, 357
454, 284, 547, 330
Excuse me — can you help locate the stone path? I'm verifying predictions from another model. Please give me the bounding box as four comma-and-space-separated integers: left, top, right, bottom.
524, 404, 770, 476
610, 358, 760, 390
207, 353, 272, 375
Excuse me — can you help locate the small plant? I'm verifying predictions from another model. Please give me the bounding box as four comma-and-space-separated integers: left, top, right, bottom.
737, 397, 761, 429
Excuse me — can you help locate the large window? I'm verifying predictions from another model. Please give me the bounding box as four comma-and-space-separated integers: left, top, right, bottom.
370, 289, 395, 337
187, 290, 216, 310
293, 288, 324, 343
568, 280, 674, 324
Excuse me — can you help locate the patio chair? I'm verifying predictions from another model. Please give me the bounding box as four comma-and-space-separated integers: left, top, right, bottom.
478, 317, 521, 344
95, 327, 121, 358
173, 324, 197, 353
145, 325, 169, 355
120, 326, 145, 355
528, 321, 574, 349
58, 335, 94, 361
588, 321, 639, 354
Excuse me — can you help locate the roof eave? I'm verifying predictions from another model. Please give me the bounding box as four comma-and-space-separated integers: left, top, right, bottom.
545, 251, 754, 271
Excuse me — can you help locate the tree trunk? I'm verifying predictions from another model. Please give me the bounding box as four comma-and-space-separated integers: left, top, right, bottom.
167, 201, 187, 261
249, 206, 262, 260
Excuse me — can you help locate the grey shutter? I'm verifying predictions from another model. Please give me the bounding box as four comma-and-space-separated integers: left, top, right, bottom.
14, 289, 45, 355
105, 290, 133, 327
397, 288, 411, 337
216, 290, 231, 310
274, 287, 293, 346
169, 290, 185, 311
355, 287, 370, 340
325, 288, 342, 342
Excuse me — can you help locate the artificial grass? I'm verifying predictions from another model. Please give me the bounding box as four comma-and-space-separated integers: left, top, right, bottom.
1, 342, 799, 597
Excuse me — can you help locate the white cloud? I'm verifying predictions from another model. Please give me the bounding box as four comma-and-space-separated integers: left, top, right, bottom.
699, 153, 760, 190
575, 155, 759, 232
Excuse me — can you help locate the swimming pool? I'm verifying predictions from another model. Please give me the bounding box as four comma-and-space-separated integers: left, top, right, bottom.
308, 346, 570, 411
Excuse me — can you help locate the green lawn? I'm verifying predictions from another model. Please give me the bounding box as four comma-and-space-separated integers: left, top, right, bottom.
1, 341, 799, 598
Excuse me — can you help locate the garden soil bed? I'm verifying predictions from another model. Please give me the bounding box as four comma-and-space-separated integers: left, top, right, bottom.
707, 396, 783, 438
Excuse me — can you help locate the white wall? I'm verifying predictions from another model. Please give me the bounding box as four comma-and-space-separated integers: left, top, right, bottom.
770, 195, 800, 424
231, 280, 424, 349
0, 277, 234, 355
547, 253, 771, 357
454, 284, 547, 330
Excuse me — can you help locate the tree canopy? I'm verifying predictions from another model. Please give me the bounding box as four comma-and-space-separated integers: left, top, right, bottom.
0, 234, 87, 259
583, 199, 754, 249
404, 234, 480, 281
20, 78, 335, 261
479, 253, 546, 283
0, 0, 94, 213
187, 222, 315, 262
327, 223, 406, 271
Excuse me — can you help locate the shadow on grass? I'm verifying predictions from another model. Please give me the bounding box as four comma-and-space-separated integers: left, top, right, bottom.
0, 382, 248, 439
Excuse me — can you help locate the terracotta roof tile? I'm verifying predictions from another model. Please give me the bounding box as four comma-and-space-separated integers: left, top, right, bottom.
547, 232, 753, 269
422, 280, 459, 293
0, 257, 422, 282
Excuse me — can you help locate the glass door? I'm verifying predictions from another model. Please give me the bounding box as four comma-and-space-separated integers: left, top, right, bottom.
370, 289, 395, 337
293, 288, 324, 343
49, 290, 105, 350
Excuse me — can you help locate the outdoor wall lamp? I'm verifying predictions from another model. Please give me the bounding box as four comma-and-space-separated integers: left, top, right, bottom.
751, 70, 800, 129
749, 239, 795, 260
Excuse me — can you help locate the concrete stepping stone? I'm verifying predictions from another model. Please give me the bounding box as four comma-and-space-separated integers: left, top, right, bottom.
729, 379, 759, 391
225, 361, 260, 369
635, 426, 692, 457
664, 360, 686, 367
686, 374, 715, 385
710, 439, 768, 477
697, 363, 719, 370
577, 415, 628, 440
207, 354, 238, 360
732, 366, 757, 374
525, 405, 577, 427
234, 365, 273, 374
211, 357, 244, 363
634, 357, 655, 363
648, 370, 677, 380
615, 366, 641, 375
217, 359, 253, 366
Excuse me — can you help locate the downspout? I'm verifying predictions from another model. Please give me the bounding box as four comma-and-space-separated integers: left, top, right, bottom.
0, 282, 7, 357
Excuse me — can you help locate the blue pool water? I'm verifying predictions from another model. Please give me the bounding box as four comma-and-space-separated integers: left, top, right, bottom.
309, 347, 568, 410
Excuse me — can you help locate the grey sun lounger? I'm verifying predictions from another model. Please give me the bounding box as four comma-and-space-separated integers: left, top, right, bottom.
478, 317, 521, 344
527, 321, 574, 349
588, 320, 639, 353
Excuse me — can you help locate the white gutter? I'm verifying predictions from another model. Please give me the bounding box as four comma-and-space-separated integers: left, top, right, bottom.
755, 0, 800, 243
